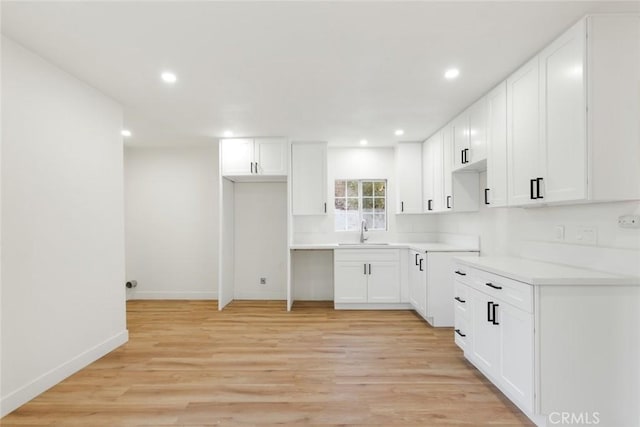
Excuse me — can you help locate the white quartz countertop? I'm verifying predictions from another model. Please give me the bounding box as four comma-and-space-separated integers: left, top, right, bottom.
289, 242, 479, 252
454, 256, 640, 286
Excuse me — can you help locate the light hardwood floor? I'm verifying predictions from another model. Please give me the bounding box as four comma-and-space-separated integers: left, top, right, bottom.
2, 300, 533, 426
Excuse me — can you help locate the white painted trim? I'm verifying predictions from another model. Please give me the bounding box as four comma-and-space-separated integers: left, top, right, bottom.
129, 291, 217, 300
233, 292, 286, 301
0, 330, 128, 417
334, 303, 412, 310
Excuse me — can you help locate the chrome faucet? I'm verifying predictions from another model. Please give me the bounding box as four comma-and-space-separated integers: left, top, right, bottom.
360, 218, 369, 243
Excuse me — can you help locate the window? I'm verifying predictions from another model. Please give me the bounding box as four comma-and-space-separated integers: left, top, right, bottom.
334, 180, 387, 231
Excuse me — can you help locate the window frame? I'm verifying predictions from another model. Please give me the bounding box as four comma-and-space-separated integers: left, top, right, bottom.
334, 179, 388, 232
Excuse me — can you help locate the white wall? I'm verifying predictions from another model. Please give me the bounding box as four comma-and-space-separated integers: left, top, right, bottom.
1, 37, 127, 416
124, 146, 219, 299
439, 172, 640, 273
293, 147, 439, 244
234, 182, 287, 299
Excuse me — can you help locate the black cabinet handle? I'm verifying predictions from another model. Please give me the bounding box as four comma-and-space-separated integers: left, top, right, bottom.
364, 264, 367, 275
455, 329, 466, 337
428, 199, 433, 211
487, 301, 493, 323
446, 195, 452, 209
484, 188, 490, 205
530, 178, 537, 200
250, 162, 254, 174
368, 264, 372, 275
324, 202, 327, 213
401, 201, 404, 212
485, 282, 503, 290
454, 270, 466, 276
419, 258, 423, 272
454, 296, 466, 303
415, 253, 419, 266
461, 149, 465, 165
492, 303, 500, 325
536, 177, 544, 199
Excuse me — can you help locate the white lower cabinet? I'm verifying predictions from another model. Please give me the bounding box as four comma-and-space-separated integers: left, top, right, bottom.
453, 260, 640, 426
408, 250, 426, 316
455, 267, 534, 415
334, 249, 400, 307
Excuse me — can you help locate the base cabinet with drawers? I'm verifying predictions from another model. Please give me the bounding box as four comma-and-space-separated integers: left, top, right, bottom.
334, 249, 401, 307
453, 259, 640, 427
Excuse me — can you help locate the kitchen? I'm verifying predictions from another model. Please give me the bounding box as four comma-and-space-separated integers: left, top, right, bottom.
2, 2, 639, 426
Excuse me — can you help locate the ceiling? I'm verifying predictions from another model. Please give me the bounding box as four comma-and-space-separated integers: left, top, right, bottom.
2, 1, 638, 147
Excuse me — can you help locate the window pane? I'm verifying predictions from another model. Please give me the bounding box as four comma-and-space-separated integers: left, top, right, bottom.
374, 213, 386, 230
347, 181, 358, 197
362, 181, 373, 197
346, 211, 360, 230
335, 198, 345, 211
362, 213, 373, 228
347, 198, 359, 210
363, 197, 373, 210
335, 180, 345, 197
374, 181, 385, 196
374, 198, 385, 210
335, 211, 347, 231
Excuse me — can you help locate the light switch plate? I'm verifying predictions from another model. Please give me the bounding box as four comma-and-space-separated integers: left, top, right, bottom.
575, 226, 597, 246
554, 225, 565, 241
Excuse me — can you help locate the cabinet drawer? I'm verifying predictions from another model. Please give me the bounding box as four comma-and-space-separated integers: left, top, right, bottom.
334, 249, 400, 262
454, 281, 470, 319
455, 264, 533, 313
454, 316, 469, 351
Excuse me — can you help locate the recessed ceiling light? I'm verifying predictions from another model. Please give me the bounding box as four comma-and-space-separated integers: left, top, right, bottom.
395, 129, 404, 136
121, 129, 132, 137
223, 130, 233, 137
161, 71, 177, 84
360, 139, 368, 146
444, 68, 460, 80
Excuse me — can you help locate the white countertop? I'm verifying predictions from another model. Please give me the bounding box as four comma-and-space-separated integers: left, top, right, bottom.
454, 256, 640, 286
289, 242, 479, 252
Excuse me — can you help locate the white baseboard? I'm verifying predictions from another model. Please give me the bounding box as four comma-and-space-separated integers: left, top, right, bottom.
128, 291, 217, 300
1, 330, 128, 417
334, 302, 412, 310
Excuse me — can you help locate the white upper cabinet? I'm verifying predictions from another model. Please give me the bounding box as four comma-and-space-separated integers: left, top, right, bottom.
255, 138, 288, 176
422, 133, 443, 213
467, 97, 488, 165
221, 138, 288, 179
506, 15, 640, 206
396, 142, 423, 214
486, 82, 508, 207
507, 56, 542, 206
291, 142, 327, 215
221, 138, 254, 175
441, 125, 454, 210
451, 111, 469, 171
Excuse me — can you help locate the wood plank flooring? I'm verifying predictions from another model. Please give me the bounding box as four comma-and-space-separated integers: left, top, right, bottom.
2, 300, 533, 426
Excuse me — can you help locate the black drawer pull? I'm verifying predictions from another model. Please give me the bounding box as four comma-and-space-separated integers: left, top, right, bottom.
454, 296, 466, 303
455, 329, 466, 338
454, 270, 466, 276
485, 282, 502, 290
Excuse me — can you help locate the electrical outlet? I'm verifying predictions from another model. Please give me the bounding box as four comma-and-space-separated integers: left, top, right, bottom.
618, 215, 640, 229
554, 225, 565, 241
260, 277, 267, 285
575, 226, 597, 246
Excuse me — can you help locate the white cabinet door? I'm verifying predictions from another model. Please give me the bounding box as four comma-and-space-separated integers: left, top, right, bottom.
255, 138, 287, 176
441, 125, 454, 211
291, 142, 327, 215
507, 57, 542, 206
498, 302, 534, 414
334, 261, 368, 303
452, 111, 470, 170
408, 251, 421, 311
367, 261, 401, 303
469, 289, 500, 374
468, 97, 488, 164
221, 138, 254, 175
486, 82, 508, 207
396, 142, 423, 213
422, 135, 436, 213
540, 19, 587, 203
